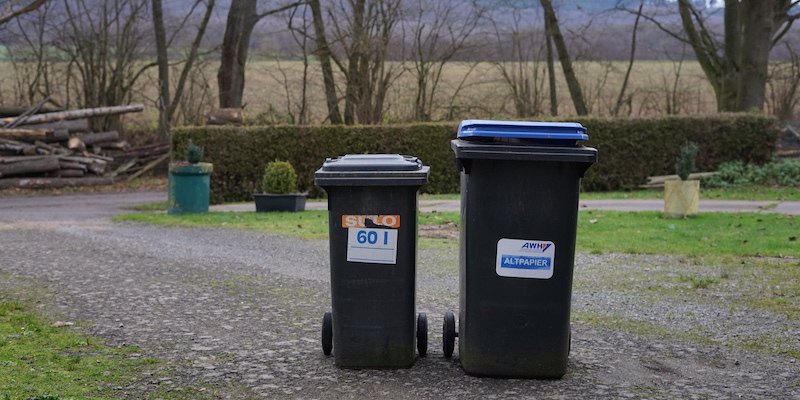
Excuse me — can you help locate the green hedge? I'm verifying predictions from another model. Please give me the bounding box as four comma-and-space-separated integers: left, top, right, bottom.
172, 114, 777, 204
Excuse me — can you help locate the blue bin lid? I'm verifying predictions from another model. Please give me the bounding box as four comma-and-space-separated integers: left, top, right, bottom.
458, 120, 588, 141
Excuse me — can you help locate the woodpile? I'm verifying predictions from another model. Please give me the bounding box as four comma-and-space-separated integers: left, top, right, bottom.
0, 103, 169, 189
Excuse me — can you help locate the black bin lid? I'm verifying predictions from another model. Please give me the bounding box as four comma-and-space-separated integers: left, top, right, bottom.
314, 154, 430, 187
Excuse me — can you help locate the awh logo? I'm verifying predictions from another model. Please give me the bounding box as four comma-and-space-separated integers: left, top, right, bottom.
521, 242, 552, 252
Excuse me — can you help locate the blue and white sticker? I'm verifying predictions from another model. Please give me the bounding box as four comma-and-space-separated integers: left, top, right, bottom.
496, 238, 555, 279
347, 228, 398, 264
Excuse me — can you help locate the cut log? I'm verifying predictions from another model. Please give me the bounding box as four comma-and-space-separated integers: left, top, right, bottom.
53, 169, 85, 178
125, 152, 169, 181
102, 141, 131, 151
110, 158, 138, 177
67, 137, 86, 151
0, 106, 64, 118
78, 130, 119, 146
778, 149, 800, 158
122, 143, 170, 159
59, 161, 88, 171
86, 163, 106, 175
19, 120, 90, 136
0, 128, 53, 141
0, 138, 25, 154
0, 104, 144, 126
206, 108, 243, 125
22, 145, 40, 156
0, 176, 115, 189
0, 156, 60, 178
59, 155, 107, 165
1, 155, 54, 163
645, 172, 719, 185
1, 97, 55, 128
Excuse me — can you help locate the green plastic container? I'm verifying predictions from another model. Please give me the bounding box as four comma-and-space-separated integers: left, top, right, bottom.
168, 162, 213, 215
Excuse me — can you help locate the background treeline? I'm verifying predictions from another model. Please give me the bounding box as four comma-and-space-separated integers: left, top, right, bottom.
2, 0, 800, 135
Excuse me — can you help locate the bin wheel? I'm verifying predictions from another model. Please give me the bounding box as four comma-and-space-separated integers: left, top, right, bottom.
443, 311, 456, 358
417, 313, 428, 357
568, 327, 572, 354
322, 312, 332, 356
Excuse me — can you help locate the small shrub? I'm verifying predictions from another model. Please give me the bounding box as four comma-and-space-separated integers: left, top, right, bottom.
702, 159, 800, 187
676, 142, 699, 180
261, 161, 298, 194
184, 140, 203, 164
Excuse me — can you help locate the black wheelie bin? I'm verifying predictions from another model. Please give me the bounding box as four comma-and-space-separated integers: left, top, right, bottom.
446, 120, 597, 378
315, 154, 430, 369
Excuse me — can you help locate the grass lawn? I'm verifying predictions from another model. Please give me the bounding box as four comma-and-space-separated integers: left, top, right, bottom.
0, 282, 162, 399
115, 199, 799, 259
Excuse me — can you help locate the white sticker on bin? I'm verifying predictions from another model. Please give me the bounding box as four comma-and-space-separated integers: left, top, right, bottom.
347, 227, 398, 264
496, 238, 555, 279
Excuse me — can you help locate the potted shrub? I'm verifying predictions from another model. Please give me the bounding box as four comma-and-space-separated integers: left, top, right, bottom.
664, 142, 700, 218
168, 140, 213, 214
253, 160, 307, 212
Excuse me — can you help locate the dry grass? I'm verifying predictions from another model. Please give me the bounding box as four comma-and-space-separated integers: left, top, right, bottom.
0, 59, 774, 127
240, 60, 718, 123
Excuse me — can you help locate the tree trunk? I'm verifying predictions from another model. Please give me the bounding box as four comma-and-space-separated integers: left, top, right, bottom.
217, 1, 299, 110
218, 0, 259, 109
152, 0, 171, 142
677, 0, 792, 112
544, 13, 558, 116
739, 0, 774, 112
308, 0, 342, 124
540, 0, 587, 115
343, 0, 366, 125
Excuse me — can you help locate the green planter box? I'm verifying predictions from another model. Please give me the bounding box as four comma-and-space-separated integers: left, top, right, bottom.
168, 162, 213, 214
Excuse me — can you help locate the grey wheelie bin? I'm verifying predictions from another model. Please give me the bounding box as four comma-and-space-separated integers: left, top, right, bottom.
314, 154, 430, 369
447, 120, 597, 378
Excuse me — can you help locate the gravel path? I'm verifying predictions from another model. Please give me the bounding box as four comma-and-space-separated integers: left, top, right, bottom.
1, 191, 798, 399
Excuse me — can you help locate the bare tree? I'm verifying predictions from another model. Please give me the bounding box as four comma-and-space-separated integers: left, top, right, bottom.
489, 5, 548, 118
544, 8, 557, 116
152, 0, 215, 141
0, 0, 48, 25
54, 0, 153, 131
6, 1, 63, 105
306, 0, 342, 124
634, 0, 800, 112
540, 0, 587, 115
216, 0, 302, 109
767, 44, 800, 120
612, 0, 643, 116
405, 0, 485, 122
304, 0, 404, 125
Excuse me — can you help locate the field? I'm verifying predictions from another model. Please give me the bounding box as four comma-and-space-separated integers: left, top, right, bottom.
1, 59, 728, 129
222, 59, 719, 124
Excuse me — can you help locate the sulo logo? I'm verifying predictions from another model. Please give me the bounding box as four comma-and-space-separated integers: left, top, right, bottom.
342, 214, 401, 228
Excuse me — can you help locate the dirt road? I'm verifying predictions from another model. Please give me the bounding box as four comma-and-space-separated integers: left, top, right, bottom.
1, 191, 797, 399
